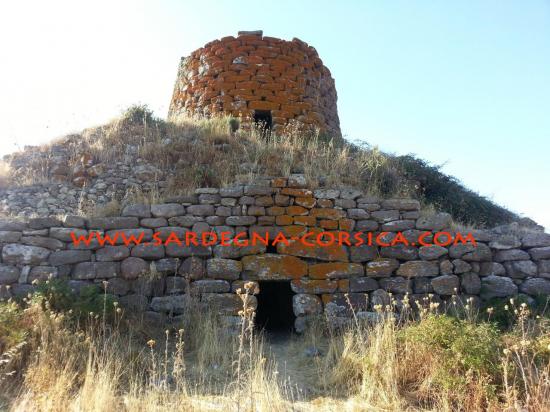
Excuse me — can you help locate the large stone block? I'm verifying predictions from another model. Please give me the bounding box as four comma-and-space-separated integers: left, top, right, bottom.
120, 257, 150, 279
2, 243, 50, 265
202, 293, 256, 316
309, 262, 363, 279
366, 259, 399, 277
293, 294, 322, 316
0, 264, 20, 284
480, 275, 518, 299
291, 279, 338, 294
150, 203, 185, 218
49, 250, 92, 266
416, 213, 452, 230
87, 217, 139, 230
396, 260, 439, 277
277, 240, 348, 262
72, 262, 119, 279
206, 258, 242, 280
431, 275, 459, 295
242, 254, 307, 280
519, 278, 550, 296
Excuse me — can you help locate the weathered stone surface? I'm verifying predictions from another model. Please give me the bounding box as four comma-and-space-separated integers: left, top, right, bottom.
489, 235, 521, 250
165, 276, 186, 294
120, 257, 149, 279
0, 220, 27, 231
440, 259, 454, 275
242, 254, 307, 280
519, 278, 550, 296
522, 233, 550, 248
449, 244, 476, 259
538, 260, 550, 276
349, 245, 378, 262
165, 244, 212, 258
202, 293, 257, 316
480, 275, 518, 299
131, 244, 165, 259
150, 295, 191, 313
313, 189, 340, 199
118, 294, 148, 312
150, 203, 185, 218
167, 215, 203, 227
419, 245, 448, 260
382, 220, 416, 231
349, 277, 379, 292
206, 258, 242, 280
347, 208, 369, 219
186, 204, 215, 216
140, 217, 168, 228
21, 236, 64, 250
50, 227, 87, 242
366, 259, 399, 277
370, 210, 399, 223
322, 293, 368, 316
416, 213, 452, 230
49, 250, 92, 265
277, 241, 348, 262
2, 243, 50, 265
0, 264, 20, 284
72, 262, 119, 279
226, 216, 256, 226
291, 279, 338, 294
431, 275, 459, 295
220, 186, 244, 197
452, 259, 472, 274
122, 204, 151, 218
177, 256, 205, 279
462, 243, 492, 262
378, 276, 412, 294
529, 246, 550, 260
461, 272, 481, 294
104, 228, 153, 245
380, 245, 418, 261
309, 262, 363, 279
199, 193, 221, 205
154, 226, 188, 241
479, 262, 506, 276
87, 217, 139, 230
494, 249, 530, 262
0, 231, 22, 242
95, 245, 130, 261
413, 277, 433, 293
504, 260, 538, 279
190, 279, 230, 293
105, 278, 130, 295
28, 266, 58, 282
293, 294, 322, 316
381, 199, 420, 211
213, 241, 266, 258
29, 217, 62, 229
396, 260, 439, 277
355, 220, 379, 231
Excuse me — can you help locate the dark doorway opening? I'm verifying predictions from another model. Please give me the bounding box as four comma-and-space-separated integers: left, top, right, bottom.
253, 110, 272, 134
255, 281, 294, 333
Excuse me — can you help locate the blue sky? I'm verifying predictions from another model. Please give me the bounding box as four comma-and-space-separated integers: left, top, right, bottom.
0, 1, 548, 229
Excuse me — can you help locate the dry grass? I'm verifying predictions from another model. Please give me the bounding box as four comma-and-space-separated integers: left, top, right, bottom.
1, 285, 550, 412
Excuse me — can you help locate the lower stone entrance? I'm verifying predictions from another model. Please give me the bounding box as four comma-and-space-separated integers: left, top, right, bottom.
255, 281, 295, 332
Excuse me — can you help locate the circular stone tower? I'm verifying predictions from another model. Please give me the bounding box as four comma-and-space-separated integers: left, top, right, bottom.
168, 30, 341, 138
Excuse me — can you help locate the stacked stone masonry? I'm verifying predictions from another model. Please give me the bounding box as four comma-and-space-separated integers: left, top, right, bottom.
1, 175, 549, 332
168, 30, 341, 137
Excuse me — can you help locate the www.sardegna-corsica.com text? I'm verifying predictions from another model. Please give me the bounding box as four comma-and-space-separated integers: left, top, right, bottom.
70, 230, 477, 248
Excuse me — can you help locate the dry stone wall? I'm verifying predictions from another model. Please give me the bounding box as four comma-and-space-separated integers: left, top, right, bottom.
168, 31, 341, 137
1, 175, 549, 331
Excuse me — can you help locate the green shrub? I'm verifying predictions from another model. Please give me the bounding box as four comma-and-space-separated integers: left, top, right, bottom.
400, 315, 501, 392
0, 301, 26, 354
31, 279, 116, 322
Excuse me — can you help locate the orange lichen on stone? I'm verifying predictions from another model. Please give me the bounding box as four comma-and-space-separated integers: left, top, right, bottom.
309, 262, 363, 279
241, 254, 307, 280
168, 31, 341, 138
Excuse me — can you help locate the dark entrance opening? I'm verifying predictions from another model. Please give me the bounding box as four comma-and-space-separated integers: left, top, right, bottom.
253, 110, 272, 135
255, 281, 294, 333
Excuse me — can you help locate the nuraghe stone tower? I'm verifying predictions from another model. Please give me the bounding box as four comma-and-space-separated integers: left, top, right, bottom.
168, 30, 341, 138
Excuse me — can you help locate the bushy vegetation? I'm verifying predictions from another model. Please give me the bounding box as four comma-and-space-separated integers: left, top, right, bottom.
1, 280, 550, 411
5, 105, 519, 228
